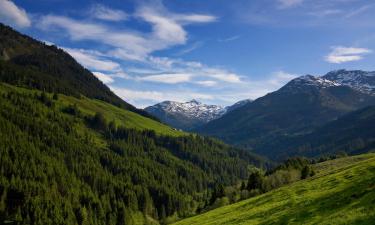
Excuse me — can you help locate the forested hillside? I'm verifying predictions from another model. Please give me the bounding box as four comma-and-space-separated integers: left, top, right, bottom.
0, 23, 151, 119
255, 106, 375, 160
0, 83, 266, 224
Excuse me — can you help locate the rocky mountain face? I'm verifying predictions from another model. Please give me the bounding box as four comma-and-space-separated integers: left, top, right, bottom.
145, 100, 226, 130
145, 99, 253, 130
322, 69, 375, 95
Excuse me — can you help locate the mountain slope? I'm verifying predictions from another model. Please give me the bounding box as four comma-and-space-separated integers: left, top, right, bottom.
174, 153, 375, 225
145, 100, 226, 130
256, 105, 375, 160
225, 99, 252, 113
197, 72, 375, 153
0, 23, 152, 119
0, 82, 266, 224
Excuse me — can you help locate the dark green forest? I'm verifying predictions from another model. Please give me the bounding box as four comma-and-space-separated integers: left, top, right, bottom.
0, 84, 265, 224
0, 23, 152, 119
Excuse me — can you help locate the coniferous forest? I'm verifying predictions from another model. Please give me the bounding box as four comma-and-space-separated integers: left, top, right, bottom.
0, 83, 266, 224
1, 1, 375, 224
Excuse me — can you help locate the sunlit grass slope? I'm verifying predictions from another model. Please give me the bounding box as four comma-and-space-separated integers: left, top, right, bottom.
174, 153, 375, 225
0, 83, 184, 136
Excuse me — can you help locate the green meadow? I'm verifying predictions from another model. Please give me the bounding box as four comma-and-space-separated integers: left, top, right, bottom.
174, 153, 375, 225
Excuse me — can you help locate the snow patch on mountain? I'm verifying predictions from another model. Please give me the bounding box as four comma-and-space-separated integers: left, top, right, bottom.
322, 70, 375, 95
146, 99, 227, 123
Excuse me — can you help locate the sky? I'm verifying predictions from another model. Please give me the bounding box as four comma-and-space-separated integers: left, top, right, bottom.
1, 0, 375, 108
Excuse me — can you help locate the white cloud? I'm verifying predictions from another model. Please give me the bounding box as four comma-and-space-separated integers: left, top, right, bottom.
130, 56, 242, 85
174, 14, 217, 23
268, 71, 297, 86
139, 73, 193, 84
39, 15, 150, 60
110, 86, 213, 108
93, 72, 114, 84
64, 47, 121, 72
277, 0, 304, 9
195, 80, 217, 87
325, 46, 372, 64
0, 0, 31, 27
90, 4, 128, 21
39, 2, 217, 62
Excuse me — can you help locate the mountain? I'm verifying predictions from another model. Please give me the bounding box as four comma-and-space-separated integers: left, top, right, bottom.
255, 105, 375, 160
145, 99, 253, 131
225, 99, 252, 112
145, 99, 227, 130
0, 24, 268, 224
0, 23, 152, 119
196, 70, 375, 157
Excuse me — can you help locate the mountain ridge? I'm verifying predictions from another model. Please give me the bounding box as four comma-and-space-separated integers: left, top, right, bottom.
145, 99, 252, 130
196, 69, 375, 158
0, 23, 154, 119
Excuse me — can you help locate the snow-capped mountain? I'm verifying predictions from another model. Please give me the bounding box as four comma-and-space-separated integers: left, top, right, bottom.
197, 70, 375, 156
322, 70, 375, 95
279, 75, 341, 93
280, 70, 375, 95
145, 100, 227, 130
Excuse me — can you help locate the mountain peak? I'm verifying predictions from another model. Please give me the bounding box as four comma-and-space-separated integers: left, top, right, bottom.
280, 74, 340, 93
145, 100, 226, 130
322, 70, 375, 95
187, 99, 202, 104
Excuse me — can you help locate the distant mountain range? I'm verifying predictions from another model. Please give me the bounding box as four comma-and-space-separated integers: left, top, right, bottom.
196, 70, 375, 159
145, 99, 252, 130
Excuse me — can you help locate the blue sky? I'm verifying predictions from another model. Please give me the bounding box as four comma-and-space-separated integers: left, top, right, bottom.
1, 0, 375, 107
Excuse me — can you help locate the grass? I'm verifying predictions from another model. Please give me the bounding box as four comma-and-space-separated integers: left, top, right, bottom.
0, 82, 184, 137
174, 153, 375, 225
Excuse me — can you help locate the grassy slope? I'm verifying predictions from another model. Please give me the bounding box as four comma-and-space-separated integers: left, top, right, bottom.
0, 82, 184, 137
174, 153, 375, 225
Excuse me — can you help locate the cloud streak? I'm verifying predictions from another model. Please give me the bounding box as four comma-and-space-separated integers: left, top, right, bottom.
90, 4, 128, 21
325, 46, 372, 64
0, 0, 31, 28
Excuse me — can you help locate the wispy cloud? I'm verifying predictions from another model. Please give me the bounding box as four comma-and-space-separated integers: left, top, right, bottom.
39, 2, 217, 62
344, 4, 374, 19
218, 35, 240, 42
110, 86, 214, 108
138, 73, 193, 84
195, 80, 217, 87
93, 72, 115, 84
130, 56, 243, 86
89, 4, 128, 21
0, 0, 31, 28
277, 0, 304, 9
325, 46, 372, 64
64, 48, 121, 72
176, 41, 203, 55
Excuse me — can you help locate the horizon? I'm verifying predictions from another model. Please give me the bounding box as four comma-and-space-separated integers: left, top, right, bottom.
1, 0, 375, 107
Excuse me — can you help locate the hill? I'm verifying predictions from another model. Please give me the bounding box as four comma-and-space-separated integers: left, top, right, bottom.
197, 72, 375, 156
0, 23, 152, 119
174, 153, 375, 225
0, 82, 266, 224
